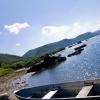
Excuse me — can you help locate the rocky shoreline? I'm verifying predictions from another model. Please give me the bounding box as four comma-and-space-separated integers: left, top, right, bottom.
0, 69, 28, 100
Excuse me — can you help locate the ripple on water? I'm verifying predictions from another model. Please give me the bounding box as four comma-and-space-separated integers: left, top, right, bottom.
14, 35, 100, 87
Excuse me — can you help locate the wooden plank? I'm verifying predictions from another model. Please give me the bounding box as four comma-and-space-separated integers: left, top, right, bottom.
76, 85, 93, 98
42, 90, 58, 99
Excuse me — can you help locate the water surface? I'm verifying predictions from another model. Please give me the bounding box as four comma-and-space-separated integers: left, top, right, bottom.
16, 35, 100, 87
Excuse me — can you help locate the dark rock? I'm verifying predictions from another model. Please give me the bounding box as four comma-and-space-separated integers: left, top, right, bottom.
27, 56, 66, 73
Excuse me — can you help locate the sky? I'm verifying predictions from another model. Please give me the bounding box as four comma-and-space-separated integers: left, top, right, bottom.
0, 0, 100, 56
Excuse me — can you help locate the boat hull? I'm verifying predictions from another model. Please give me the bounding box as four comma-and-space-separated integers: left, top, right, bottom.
14, 79, 100, 100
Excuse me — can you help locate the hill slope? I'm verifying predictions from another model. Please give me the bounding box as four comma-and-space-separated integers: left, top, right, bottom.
0, 54, 22, 64
23, 30, 100, 58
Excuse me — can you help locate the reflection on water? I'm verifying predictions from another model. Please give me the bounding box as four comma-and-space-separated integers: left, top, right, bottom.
15, 35, 100, 87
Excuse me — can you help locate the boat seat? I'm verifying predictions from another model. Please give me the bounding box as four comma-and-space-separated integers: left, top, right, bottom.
42, 90, 58, 99
76, 85, 93, 98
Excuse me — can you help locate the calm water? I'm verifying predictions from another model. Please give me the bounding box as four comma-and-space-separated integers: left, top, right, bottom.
16, 35, 100, 87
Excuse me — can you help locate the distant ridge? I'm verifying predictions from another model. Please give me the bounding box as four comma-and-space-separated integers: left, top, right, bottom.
0, 54, 22, 64
23, 30, 100, 58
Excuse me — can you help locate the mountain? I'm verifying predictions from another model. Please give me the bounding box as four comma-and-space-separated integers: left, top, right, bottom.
0, 54, 22, 64
23, 31, 100, 58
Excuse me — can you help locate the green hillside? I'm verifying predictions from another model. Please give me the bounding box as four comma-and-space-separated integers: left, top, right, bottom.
23, 31, 100, 58
0, 54, 22, 64
0, 30, 100, 76
0, 48, 64, 76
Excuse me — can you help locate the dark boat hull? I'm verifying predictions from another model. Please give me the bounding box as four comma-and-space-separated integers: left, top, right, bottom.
14, 79, 100, 100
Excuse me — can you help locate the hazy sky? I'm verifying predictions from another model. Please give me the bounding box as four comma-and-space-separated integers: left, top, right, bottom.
0, 0, 100, 56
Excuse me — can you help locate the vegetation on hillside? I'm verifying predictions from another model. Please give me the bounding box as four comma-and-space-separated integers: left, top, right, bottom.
23, 31, 100, 58
0, 54, 22, 64
0, 48, 65, 76
0, 31, 100, 76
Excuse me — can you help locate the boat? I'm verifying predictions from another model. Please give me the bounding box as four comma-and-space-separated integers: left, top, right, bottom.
27, 55, 66, 73
14, 79, 100, 100
74, 44, 87, 51
67, 48, 84, 57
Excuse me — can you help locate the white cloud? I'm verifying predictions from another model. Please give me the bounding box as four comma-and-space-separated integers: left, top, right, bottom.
42, 23, 100, 40
4, 22, 30, 34
42, 26, 69, 40
16, 43, 21, 47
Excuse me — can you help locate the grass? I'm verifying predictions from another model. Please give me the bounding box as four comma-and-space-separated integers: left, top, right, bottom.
0, 68, 14, 76
0, 47, 65, 76
0, 55, 43, 76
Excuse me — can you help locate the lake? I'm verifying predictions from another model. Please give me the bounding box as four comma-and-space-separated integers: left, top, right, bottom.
15, 35, 100, 87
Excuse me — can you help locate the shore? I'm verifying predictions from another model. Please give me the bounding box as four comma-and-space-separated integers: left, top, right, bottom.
1, 67, 100, 100
0, 69, 28, 100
